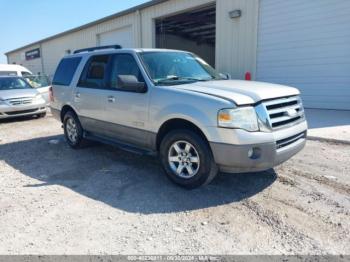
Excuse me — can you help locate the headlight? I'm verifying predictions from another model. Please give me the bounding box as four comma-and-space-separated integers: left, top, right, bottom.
33, 94, 43, 102
218, 107, 259, 132
0, 99, 6, 105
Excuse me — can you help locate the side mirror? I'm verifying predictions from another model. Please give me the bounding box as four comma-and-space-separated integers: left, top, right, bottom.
117, 75, 147, 93
219, 72, 231, 80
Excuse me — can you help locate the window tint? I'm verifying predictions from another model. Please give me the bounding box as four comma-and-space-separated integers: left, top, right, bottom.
52, 57, 82, 86
109, 54, 144, 89
0, 71, 17, 76
78, 55, 109, 89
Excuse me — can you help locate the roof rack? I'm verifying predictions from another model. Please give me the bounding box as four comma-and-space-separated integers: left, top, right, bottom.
73, 45, 122, 54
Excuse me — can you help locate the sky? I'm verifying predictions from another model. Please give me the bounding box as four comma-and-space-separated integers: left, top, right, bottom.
0, 0, 149, 63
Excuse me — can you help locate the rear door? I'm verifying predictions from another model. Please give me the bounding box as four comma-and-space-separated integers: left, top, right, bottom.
74, 54, 111, 133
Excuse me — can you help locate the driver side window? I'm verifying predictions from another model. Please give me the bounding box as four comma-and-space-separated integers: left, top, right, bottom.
108, 54, 144, 89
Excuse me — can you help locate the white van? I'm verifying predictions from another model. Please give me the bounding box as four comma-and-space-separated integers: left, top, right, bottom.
0, 64, 32, 77
0, 64, 50, 104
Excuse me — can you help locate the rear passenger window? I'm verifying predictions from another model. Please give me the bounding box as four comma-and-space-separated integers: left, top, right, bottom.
52, 57, 81, 86
78, 55, 109, 89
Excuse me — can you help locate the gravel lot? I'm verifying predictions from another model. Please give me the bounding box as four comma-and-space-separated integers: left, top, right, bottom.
0, 113, 349, 255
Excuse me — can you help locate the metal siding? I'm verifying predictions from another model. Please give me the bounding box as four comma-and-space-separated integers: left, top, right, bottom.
98, 26, 135, 47
216, 0, 259, 79
257, 0, 350, 110
7, 46, 42, 74
6, 0, 259, 83
42, 13, 138, 78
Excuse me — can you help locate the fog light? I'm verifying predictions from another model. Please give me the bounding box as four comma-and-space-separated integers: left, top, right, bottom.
248, 147, 261, 160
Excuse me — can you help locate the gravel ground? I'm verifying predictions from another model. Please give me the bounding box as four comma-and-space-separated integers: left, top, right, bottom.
0, 113, 349, 255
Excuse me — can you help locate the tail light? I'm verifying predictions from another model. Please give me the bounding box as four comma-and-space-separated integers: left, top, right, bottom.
49, 86, 54, 102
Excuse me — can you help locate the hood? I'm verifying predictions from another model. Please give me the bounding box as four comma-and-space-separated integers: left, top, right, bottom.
172, 80, 300, 105
0, 88, 38, 100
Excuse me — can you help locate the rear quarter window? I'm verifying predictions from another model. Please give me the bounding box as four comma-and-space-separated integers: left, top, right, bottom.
52, 57, 82, 86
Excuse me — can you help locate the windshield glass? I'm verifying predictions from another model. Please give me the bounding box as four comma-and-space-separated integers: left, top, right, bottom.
139, 52, 223, 85
0, 77, 32, 90
24, 75, 50, 88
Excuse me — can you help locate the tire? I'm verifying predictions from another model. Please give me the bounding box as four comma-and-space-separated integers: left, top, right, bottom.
38, 112, 46, 118
63, 111, 85, 149
160, 129, 218, 189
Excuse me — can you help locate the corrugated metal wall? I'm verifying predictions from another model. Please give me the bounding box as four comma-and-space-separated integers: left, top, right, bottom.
216, 0, 259, 79
256, 0, 350, 110
7, 45, 43, 74
7, 0, 259, 81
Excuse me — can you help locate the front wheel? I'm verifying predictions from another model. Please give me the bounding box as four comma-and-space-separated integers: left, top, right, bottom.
37, 112, 46, 118
160, 130, 218, 189
63, 111, 85, 149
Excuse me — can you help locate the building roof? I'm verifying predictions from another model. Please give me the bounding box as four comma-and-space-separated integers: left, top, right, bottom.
5, 0, 168, 55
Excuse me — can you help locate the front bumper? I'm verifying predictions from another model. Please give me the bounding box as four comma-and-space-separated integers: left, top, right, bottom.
0, 103, 46, 119
210, 123, 307, 173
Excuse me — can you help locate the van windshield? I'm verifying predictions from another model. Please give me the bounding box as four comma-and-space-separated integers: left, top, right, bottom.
139, 52, 223, 85
0, 77, 32, 90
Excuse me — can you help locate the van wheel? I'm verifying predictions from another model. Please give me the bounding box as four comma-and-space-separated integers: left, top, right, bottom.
160, 130, 218, 189
38, 112, 46, 118
63, 111, 85, 149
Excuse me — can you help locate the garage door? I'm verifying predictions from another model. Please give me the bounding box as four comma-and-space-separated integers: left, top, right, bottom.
256, 0, 350, 110
98, 26, 134, 48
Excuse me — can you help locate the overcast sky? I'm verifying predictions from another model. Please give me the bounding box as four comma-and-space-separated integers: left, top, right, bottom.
0, 0, 148, 63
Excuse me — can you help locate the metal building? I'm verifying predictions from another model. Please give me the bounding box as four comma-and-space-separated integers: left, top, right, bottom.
5, 0, 350, 110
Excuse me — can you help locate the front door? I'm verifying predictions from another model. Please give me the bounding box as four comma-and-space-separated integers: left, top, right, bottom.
102, 53, 152, 148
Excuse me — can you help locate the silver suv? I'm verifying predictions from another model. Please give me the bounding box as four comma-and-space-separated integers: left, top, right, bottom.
51, 46, 307, 188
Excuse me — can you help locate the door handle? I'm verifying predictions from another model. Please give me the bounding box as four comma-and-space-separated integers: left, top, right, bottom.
74, 92, 81, 102
108, 96, 116, 103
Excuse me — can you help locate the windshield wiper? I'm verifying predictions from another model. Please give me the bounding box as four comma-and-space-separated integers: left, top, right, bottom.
156, 76, 212, 84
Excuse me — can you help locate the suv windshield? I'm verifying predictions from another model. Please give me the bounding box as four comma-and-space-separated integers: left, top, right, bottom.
0, 77, 32, 90
24, 75, 50, 88
139, 52, 223, 85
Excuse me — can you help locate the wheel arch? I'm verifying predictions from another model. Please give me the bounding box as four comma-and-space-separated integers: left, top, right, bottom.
156, 118, 210, 151
60, 104, 77, 122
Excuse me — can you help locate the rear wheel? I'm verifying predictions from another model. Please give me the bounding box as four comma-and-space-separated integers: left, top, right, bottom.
160, 130, 218, 189
63, 111, 85, 148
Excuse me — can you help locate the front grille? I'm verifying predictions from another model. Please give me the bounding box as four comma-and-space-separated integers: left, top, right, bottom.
276, 131, 306, 149
8, 97, 33, 106
263, 96, 305, 130
5, 108, 38, 115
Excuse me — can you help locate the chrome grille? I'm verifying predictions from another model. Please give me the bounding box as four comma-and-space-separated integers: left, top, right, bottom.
263, 96, 305, 130
8, 97, 33, 106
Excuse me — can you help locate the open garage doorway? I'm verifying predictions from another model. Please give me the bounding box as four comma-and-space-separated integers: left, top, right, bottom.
155, 4, 216, 67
